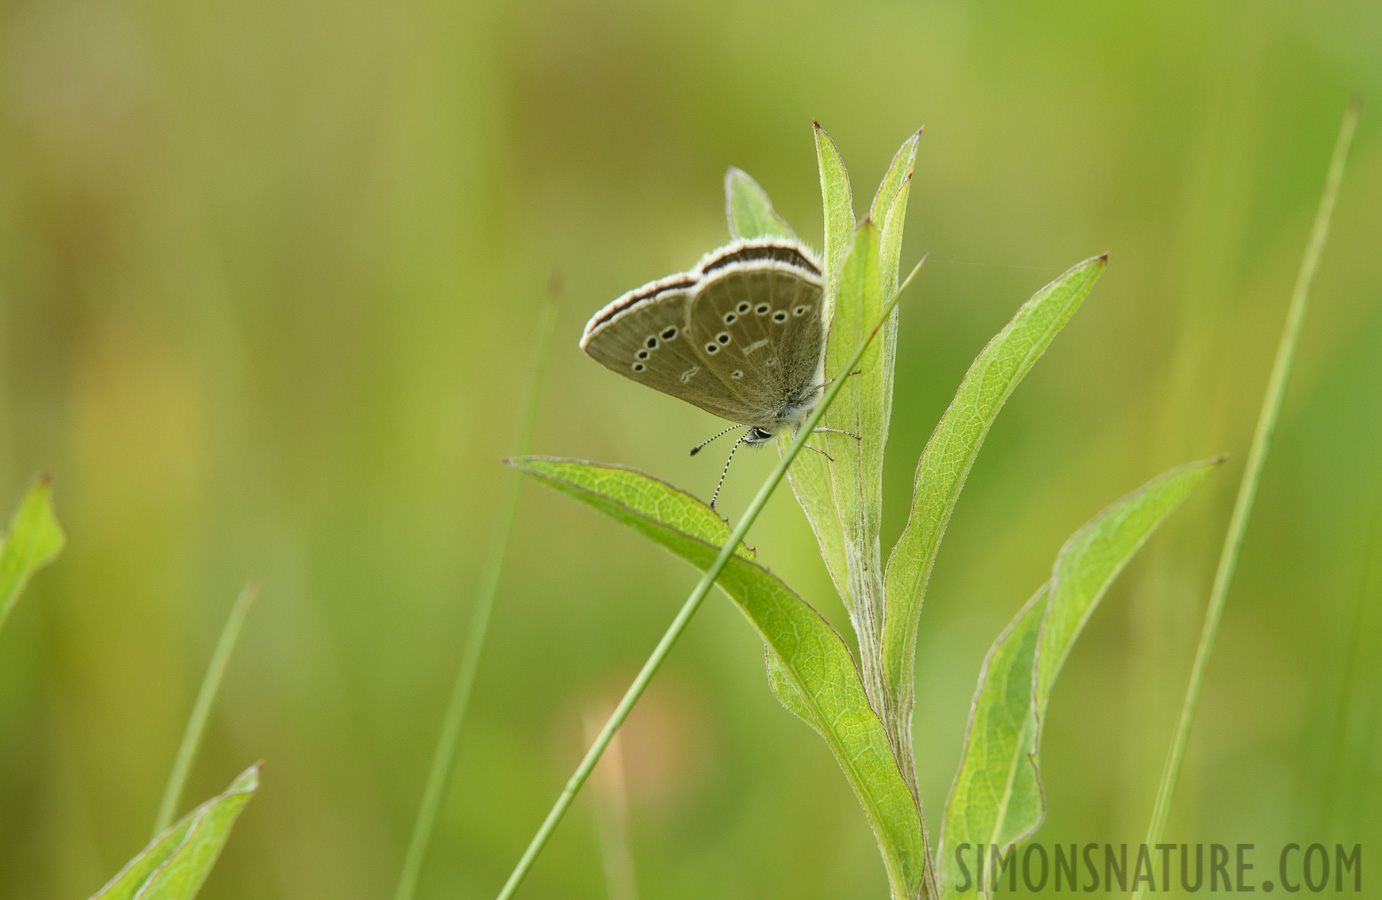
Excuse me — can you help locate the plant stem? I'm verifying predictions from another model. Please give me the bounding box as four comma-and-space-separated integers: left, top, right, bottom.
1134, 99, 1359, 893
494, 250, 927, 900
153, 581, 257, 835
393, 300, 560, 900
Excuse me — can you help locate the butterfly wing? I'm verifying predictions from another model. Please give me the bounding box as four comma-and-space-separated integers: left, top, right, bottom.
685, 259, 826, 431
581, 275, 752, 424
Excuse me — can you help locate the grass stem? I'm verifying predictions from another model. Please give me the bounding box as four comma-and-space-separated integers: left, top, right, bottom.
1134, 99, 1359, 894
153, 581, 258, 835
392, 299, 560, 900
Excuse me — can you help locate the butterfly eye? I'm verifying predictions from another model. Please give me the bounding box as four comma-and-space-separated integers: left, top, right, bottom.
793, 305, 810, 317
755, 303, 770, 315
661, 327, 677, 340
772, 310, 788, 323
737, 301, 751, 314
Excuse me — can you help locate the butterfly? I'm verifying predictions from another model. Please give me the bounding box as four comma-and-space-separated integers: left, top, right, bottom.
581, 237, 849, 507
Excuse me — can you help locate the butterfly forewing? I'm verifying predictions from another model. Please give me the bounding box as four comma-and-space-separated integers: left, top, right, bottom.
581, 282, 752, 424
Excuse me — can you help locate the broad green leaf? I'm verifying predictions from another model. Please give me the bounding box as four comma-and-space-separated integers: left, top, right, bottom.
91, 764, 259, 900
938, 459, 1220, 898
511, 457, 928, 898
814, 121, 855, 312
0, 474, 66, 635
779, 128, 859, 615
883, 256, 1107, 712
821, 224, 889, 662
873, 129, 917, 282
1034, 458, 1223, 708
939, 588, 1046, 897
778, 432, 849, 608
724, 167, 797, 240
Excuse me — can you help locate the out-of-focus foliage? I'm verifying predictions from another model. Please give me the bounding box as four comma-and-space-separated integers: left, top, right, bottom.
0, 475, 65, 632
0, 1, 1378, 898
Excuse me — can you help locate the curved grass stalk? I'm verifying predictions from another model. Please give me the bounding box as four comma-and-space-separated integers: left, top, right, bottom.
493, 242, 926, 900
153, 582, 258, 835
392, 299, 560, 900
1134, 99, 1360, 895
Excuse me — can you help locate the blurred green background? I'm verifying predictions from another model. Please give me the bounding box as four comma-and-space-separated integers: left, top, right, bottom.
2, 0, 1380, 897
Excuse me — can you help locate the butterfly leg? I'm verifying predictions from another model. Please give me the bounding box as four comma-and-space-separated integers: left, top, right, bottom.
802, 443, 834, 462
818, 369, 864, 388
710, 431, 752, 511
812, 427, 862, 441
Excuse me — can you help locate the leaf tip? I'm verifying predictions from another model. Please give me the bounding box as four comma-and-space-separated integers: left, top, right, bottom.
812, 118, 822, 130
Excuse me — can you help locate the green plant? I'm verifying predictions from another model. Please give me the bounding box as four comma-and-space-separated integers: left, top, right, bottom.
0, 477, 259, 900
501, 124, 1222, 899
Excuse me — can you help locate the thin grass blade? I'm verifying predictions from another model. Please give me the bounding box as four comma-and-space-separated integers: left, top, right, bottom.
153, 583, 258, 835
1135, 100, 1361, 894
393, 299, 559, 900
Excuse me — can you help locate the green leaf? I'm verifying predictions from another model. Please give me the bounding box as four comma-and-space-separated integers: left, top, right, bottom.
883, 256, 1107, 711
778, 131, 860, 615
820, 222, 889, 636
814, 121, 855, 307
511, 457, 929, 899
779, 435, 849, 607
871, 130, 921, 256
938, 459, 1221, 897
90, 764, 259, 900
875, 135, 920, 420
0, 474, 66, 635
724, 167, 797, 240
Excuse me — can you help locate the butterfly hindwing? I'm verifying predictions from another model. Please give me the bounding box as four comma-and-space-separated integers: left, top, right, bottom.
686, 260, 826, 431
581, 238, 826, 433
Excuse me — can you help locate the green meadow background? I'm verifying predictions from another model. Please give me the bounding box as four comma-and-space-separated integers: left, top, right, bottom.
2, 1, 1380, 897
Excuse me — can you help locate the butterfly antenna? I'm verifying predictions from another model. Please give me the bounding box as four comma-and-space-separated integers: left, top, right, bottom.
709, 432, 751, 510
690, 424, 742, 456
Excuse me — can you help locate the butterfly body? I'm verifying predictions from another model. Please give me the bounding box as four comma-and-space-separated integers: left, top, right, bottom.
581, 237, 827, 442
